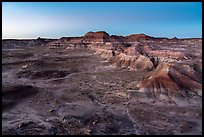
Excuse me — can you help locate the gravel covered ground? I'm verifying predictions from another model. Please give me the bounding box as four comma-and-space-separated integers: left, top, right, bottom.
2, 46, 202, 135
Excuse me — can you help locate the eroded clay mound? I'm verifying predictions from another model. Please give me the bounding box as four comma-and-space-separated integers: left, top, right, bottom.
125, 44, 144, 56
168, 65, 202, 91
113, 54, 154, 71
92, 43, 154, 71
136, 63, 202, 99
149, 50, 188, 60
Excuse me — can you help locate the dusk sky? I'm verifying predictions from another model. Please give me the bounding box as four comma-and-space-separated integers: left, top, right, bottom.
2, 2, 202, 39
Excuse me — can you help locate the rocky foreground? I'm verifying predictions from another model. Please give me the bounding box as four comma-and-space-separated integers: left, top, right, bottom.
2, 31, 202, 135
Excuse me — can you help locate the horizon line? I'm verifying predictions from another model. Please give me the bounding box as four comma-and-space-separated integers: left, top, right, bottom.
2, 31, 202, 40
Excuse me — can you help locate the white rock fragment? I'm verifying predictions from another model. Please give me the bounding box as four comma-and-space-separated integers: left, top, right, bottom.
22, 65, 28, 69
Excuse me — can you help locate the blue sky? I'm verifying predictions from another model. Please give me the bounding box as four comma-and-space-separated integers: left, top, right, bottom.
2, 2, 202, 39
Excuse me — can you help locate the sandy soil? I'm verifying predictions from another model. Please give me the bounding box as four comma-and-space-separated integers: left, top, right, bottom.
2, 46, 202, 135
